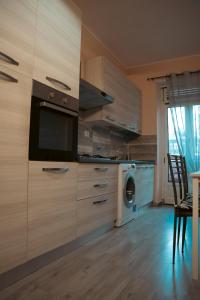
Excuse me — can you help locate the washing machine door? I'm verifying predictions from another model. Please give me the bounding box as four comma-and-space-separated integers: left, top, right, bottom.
124, 173, 135, 208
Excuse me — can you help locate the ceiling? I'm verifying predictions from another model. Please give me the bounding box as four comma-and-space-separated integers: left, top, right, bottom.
74, 0, 200, 68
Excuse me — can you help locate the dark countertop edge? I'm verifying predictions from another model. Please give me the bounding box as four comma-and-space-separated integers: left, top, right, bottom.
78, 158, 156, 165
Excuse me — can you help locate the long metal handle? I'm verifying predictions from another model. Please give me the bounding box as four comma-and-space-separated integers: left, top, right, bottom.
42, 167, 69, 173
100, 91, 113, 102
94, 167, 108, 172
105, 115, 115, 122
0, 51, 19, 65
0, 71, 18, 83
93, 183, 108, 188
119, 122, 126, 127
40, 101, 78, 117
93, 199, 108, 205
46, 76, 71, 91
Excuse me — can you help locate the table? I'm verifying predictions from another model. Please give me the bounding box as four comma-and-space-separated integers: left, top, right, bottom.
191, 171, 200, 280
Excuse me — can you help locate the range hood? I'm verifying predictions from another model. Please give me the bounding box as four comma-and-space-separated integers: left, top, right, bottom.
79, 79, 114, 110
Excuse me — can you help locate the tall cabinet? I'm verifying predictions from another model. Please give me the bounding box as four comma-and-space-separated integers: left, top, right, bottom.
0, 0, 37, 273
0, 0, 81, 274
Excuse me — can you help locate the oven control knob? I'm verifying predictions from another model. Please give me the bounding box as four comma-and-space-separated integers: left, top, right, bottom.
62, 98, 68, 104
48, 92, 55, 99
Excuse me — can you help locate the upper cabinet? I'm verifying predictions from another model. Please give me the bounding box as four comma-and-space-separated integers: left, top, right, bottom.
33, 0, 81, 99
82, 56, 141, 134
0, 0, 37, 77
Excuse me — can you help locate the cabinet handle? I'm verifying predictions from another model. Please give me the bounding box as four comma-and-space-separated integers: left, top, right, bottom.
101, 91, 113, 102
93, 183, 108, 188
0, 71, 18, 83
94, 167, 108, 172
46, 76, 71, 91
105, 116, 115, 122
119, 122, 126, 127
0, 51, 19, 66
93, 199, 108, 205
42, 167, 69, 173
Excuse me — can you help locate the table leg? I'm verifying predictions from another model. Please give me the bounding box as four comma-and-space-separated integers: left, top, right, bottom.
192, 178, 199, 280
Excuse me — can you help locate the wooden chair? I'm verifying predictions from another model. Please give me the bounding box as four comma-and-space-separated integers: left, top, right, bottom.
167, 154, 199, 264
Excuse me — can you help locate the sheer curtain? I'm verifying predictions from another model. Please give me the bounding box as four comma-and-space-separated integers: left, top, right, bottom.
166, 72, 200, 177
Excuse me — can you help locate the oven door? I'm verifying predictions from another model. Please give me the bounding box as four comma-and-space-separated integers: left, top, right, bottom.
29, 98, 78, 162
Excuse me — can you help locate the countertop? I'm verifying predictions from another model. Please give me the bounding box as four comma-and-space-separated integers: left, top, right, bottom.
78, 157, 155, 165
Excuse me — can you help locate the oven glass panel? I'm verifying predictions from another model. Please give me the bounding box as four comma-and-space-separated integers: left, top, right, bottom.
39, 108, 73, 152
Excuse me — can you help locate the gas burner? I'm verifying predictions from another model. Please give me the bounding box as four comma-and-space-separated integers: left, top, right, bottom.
79, 154, 117, 160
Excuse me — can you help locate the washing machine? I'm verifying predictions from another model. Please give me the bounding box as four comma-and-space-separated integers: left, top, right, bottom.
115, 163, 137, 227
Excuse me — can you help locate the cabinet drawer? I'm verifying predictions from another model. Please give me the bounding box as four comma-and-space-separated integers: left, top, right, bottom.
78, 164, 117, 180
76, 193, 115, 237
78, 178, 115, 200
28, 161, 78, 259
0, 0, 37, 77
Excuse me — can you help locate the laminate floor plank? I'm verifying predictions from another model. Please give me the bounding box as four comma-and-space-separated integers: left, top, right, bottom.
0, 206, 200, 300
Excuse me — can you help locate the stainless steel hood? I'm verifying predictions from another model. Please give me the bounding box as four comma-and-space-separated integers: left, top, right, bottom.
79, 79, 114, 110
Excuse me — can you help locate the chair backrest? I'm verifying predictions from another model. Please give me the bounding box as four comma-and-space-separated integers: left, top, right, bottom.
167, 154, 188, 206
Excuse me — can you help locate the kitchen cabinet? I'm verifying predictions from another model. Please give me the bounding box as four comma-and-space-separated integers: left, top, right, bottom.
77, 164, 117, 237
33, 0, 81, 99
135, 165, 155, 207
77, 193, 115, 237
0, 0, 37, 77
0, 66, 32, 273
83, 56, 141, 134
28, 162, 78, 259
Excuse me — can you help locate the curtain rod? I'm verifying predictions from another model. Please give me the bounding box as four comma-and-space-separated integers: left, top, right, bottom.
147, 69, 200, 81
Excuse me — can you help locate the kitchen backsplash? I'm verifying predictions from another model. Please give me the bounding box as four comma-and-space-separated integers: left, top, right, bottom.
128, 135, 157, 161
78, 120, 127, 159
78, 119, 157, 161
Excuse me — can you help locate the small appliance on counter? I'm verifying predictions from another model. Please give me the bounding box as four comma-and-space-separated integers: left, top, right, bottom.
29, 80, 79, 162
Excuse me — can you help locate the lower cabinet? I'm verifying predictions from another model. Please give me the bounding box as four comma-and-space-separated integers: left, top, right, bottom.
76, 193, 115, 237
77, 164, 117, 237
0, 162, 28, 274
28, 161, 78, 259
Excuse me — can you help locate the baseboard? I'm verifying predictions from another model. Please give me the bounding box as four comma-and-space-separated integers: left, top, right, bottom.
0, 223, 113, 291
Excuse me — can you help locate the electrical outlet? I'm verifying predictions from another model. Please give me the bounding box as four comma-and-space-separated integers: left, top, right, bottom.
84, 130, 90, 137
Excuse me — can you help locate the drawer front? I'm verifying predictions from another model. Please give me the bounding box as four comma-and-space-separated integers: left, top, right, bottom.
76, 193, 115, 237
28, 161, 78, 259
78, 164, 117, 180
78, 178, 115, 200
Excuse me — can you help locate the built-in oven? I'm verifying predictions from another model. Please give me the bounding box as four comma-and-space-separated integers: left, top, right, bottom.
29, 80, 79, 162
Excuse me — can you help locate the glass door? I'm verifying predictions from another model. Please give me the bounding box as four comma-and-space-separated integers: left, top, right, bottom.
163, 104, 200, 204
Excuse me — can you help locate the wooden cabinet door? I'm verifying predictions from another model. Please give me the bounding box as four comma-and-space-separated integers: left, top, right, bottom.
0, 66, 32, 273
0, 163, 28, 274
0, 66, 32, 161
0, 0, 37, 77
33, 0, 81, 99
28, 162, 78, 259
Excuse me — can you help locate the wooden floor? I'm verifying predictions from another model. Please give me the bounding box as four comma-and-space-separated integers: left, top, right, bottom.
0, 206, 200, 300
